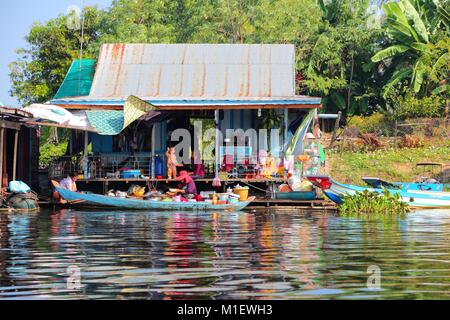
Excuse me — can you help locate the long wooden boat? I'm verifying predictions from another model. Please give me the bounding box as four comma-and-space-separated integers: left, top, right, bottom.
362, 162, 449, 192
362, 177, 445, 192
307, 176, 450, 209
55, 186, 255, 211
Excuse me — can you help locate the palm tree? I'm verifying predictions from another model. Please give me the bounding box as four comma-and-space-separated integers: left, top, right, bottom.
371, 0, 449, 97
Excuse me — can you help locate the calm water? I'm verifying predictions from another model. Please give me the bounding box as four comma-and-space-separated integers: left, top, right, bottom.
0, 208, 449, 300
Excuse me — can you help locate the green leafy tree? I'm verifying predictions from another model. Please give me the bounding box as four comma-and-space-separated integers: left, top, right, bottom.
9, 6, 101, 105
371, 0, 449, 97
304, 0, 383, 115
93, 0, 176, 47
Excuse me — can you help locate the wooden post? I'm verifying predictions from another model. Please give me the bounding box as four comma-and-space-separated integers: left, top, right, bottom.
340, 129, 345, 159
215, 110, 220, 179
394, 120, 398, 150
284, 108, 288, 153
13, 129, 19, 181
329, 111, 342, 148
84, 131, 89, 179
0, 128, 4, 188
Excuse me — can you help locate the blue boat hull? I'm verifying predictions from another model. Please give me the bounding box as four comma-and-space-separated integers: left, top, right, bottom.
308, 176, 450, 209
56, 187, 254, 212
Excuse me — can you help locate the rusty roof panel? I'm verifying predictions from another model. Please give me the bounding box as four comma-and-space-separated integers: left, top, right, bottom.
89, 44, 296, 99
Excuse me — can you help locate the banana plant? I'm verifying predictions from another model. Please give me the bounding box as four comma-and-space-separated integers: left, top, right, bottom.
371, 0, 449, 97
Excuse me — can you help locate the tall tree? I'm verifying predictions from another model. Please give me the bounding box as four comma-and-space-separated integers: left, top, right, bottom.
303, 0, 383, 115
9, 6, 101, 105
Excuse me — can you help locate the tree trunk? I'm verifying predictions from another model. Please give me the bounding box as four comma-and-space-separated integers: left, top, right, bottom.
346, 53, 355, 114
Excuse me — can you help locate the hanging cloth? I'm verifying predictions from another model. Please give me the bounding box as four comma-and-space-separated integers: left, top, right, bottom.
285, 109, 315, 156
86, 96, 159, 135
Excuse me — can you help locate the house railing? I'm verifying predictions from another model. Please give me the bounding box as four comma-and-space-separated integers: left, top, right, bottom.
49, 153, 155, 180
48, 151, 273, 180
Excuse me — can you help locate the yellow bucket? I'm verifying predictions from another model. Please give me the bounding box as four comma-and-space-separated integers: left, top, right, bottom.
233, 188, 249, 201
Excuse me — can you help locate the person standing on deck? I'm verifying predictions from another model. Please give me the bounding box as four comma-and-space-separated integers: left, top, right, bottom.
166, 146, 183, 180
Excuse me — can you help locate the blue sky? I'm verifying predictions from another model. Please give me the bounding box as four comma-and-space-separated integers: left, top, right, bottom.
0, 0, 111, 107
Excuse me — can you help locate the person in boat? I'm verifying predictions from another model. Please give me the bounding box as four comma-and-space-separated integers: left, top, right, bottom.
176, 171, 198, 196
60, 172, 79, 192
52, 172, 79, 204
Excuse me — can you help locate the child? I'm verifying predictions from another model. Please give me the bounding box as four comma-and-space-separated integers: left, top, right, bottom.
166, 147, 182, 180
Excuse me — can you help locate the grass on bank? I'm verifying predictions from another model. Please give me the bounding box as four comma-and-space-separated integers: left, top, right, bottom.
327, 144, 450, 185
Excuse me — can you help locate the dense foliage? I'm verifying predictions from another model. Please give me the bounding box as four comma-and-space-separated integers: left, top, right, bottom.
8, 0, 450, 117
340, 189, 410, 215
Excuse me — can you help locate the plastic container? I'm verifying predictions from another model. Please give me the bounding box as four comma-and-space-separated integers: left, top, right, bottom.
218, 193, 229, 202
155, 156, 163, 177
275, 191, 316, 200
122, 170, 141, 179
212, 193, 218, 205
233, 188, 249, 201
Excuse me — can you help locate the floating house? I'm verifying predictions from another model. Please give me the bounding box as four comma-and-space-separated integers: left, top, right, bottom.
0, 107, 39, 191
35, 44, 321, 192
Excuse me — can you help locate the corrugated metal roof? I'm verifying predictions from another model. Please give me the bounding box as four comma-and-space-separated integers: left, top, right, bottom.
0, 106, 33, 119
89, 44, 296, 99
52, 96, 321, 110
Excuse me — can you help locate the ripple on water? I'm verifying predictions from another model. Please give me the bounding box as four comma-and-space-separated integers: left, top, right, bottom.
0, 208, 449, 299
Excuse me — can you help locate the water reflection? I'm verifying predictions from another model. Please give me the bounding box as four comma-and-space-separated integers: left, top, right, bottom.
0, 209, 449, 300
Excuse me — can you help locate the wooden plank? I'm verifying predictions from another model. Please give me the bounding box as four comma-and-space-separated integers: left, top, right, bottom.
26, 121, 99, 133
77, 177, 288, 183
0, 106, 32, 118
13, 130, 19, 181
0, 120, 21, 130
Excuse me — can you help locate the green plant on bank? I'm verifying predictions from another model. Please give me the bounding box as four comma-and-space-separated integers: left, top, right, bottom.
340, 189, 410, 215
349, 113, 392, 135
385, 87, 446, 120
327, 144, 450, 185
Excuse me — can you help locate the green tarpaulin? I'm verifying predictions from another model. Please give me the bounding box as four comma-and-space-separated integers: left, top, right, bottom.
53, 59, 96, 99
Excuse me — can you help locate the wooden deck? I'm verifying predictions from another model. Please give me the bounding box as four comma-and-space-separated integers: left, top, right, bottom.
78, 177, 288, 183
77, 177, 288, 194
248, 198, 334, 209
